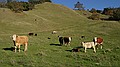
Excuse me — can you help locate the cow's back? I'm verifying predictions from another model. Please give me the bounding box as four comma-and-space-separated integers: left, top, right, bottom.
83, 42, 94, 48
64, 37, 69, 43
16, 36, 28, 44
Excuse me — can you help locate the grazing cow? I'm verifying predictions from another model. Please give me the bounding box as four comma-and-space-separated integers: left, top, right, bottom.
81, 42, 96, 53
28, 33, 34, 36
34, 33, 37, 36
93, 37, 103, 49
52, 31, 57, 34
58, 36, 72, 46
12, 34, 28, 52
81, 36, 85, 38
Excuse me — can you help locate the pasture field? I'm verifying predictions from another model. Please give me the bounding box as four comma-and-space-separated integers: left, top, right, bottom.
0, 2, 120, 67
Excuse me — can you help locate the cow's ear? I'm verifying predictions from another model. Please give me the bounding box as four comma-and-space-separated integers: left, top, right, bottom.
16, 35, 18, 37
58, 36, 61, 37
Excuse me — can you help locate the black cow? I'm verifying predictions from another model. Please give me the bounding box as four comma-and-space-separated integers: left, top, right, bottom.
58, 36, 72, 46
28, 33, 34, 36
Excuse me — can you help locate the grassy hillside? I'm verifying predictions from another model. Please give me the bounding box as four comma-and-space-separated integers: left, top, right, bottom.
0, 2, 120, 67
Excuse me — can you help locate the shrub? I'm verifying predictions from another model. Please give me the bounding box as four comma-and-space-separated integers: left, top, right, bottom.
88, 12, 100, 20
7, 2, 23, 13
6, 2, 34, 13
28, 0, 52, 4
112, 9, 120, 21
108, 8, 120, 21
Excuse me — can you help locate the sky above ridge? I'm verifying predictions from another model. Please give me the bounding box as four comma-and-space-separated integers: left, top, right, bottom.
19, 0, 120, 10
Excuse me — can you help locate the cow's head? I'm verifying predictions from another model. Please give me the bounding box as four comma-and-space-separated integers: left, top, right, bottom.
81, 42, 85, 47
12, 34, 17, 41
94, 37, 97, 42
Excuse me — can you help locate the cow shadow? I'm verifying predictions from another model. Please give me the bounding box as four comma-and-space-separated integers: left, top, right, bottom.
50, 43, 62, 46
3, 47, 15, 51
66, 46, 83, 52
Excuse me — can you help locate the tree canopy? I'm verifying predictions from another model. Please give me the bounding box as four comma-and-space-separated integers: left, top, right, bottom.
74, 1, 84, 10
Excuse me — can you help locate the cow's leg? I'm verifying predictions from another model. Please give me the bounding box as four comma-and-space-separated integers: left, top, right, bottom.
14, 46, 17, 52
64, 43, 67, 46
100, 44, 103, 49
84, 47, 87, 53
68, 42, 70, 46
64, 42, 67, 46
96, 45, 99, 49
24, 43, 28, 52
60, 41, 63, 46
93, 46, 96, 53
18, 45, 21, 52
15, 43, 19, 52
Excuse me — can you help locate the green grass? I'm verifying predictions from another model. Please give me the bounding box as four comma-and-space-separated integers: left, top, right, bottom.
0, 2, 120, 67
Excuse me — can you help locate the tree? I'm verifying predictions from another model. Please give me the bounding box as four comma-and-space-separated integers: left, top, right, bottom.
7, 1, 35, 13
90, 8, 96, 13
7, 2, 23, 13
102, 7, 114, 16
74, 1, 84, 10
22, 2, 34, 11
103, 7, 120, 21
28, 0, 52, 4
96, 10, 102, 13
111, 8, 120, 21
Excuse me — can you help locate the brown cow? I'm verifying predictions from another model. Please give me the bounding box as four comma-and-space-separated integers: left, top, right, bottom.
93, 37, 103, 49
12, 34, 28, 52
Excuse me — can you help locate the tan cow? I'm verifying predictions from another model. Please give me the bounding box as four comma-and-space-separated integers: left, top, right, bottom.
12, 34, 28, 52
81, 42, 96, 53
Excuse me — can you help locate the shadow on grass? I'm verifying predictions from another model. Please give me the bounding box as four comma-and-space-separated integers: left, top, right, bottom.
66, 46, 83, 52
3, 47, 14, 51
50, 43, 62, 46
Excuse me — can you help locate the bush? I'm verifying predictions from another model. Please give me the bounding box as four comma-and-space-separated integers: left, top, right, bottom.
6, 2, 34, 13
28, 0, 52, 4
7, 2, 23, 13
22, 2, 34, 11
107, 8, 120, 21
112, 9, 120, 21
88, 12, 100, 20
0, 3, 7, 8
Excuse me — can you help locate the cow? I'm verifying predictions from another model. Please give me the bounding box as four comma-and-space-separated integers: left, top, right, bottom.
12, 34, 28, 52
93, 37, 103, 49
81, 42, 96, 53
81, 36, 85, 38
58, 36, 72, 46
28, 33, 34, 36
52, 31, 57, 34
34, 33, 37, 36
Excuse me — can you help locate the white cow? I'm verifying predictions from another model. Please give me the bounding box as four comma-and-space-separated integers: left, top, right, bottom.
81, 42, 96, 53
52, 31, 57, 34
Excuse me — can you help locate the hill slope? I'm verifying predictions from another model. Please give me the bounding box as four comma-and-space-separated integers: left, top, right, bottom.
0, 2, 120, 67
0, 2, 87, 34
